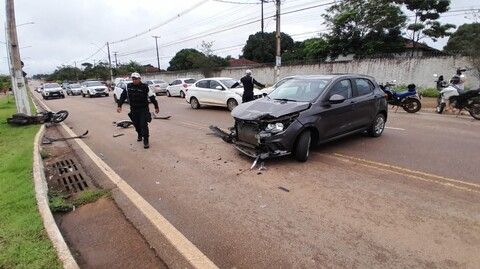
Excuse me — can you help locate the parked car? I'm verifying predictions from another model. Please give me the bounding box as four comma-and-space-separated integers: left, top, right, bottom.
81, 81, 109, 97
166, 78, 196, 98
41, 83, 65, 100
262, 76, 293, 94
146, 79, 169, 95
113, 80, 132, 103
186, 77, 264, 111
66, 83, 82, 96
231, 74, 388, 162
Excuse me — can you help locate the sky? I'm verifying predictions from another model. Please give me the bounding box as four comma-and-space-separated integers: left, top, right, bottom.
0, 0, 478, 76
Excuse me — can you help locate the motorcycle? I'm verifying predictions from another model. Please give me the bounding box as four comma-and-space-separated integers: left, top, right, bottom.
7, 110, 69, 125
380, 81, 422, 113
434, 69, 480, 120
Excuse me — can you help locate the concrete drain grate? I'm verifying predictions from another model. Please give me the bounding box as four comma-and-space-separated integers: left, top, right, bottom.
49, 158, 92, 193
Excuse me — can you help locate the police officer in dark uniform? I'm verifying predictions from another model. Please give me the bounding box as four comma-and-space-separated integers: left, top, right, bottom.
232, 69, 265, 103
117, 72, 159, 149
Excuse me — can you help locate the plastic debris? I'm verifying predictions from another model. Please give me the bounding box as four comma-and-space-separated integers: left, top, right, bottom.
258, 162, 267, 171
278, 186, 290, 192
113, 133, 124, 138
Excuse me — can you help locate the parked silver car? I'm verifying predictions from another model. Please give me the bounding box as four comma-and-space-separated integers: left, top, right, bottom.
146, 79, 168, 95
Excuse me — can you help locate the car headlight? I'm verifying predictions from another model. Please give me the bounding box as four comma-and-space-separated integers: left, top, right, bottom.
45, 92, 49, 96
265, 122, 284, 133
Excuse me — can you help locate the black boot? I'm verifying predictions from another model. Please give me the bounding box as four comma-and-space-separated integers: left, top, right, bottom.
137, 134, 142, 142
143, 137, 149, 149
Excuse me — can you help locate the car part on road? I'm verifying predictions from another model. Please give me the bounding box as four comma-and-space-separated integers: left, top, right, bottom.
42, 130, 89, 144
151, 113, 172, 120
278, 186, 290, 192
7, 110, 69, 125
114, 120, 134, 128
209, 125, 234, 143
113, 133, 125, 138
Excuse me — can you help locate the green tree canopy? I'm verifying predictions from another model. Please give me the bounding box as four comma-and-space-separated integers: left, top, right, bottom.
168, 49, 205, 71
324, 0, 406, 59
444, 23, 480, 55
242, 32, 295, 63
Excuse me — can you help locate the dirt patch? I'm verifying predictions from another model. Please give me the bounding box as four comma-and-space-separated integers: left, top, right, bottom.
41, 126, 167, 268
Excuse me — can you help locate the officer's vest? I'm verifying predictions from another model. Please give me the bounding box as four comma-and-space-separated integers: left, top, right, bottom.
128, 84, 149, 109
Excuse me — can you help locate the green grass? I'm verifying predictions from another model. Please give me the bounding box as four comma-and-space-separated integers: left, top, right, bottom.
73, 190, 110, 207
48, 189, 110, 213
0, 97, 61, 268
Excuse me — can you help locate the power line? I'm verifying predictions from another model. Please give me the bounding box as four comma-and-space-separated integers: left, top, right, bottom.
110, 0, 209, 45
212, 0, 263, 4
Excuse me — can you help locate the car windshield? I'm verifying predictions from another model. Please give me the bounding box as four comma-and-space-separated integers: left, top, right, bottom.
220, 79, 240, 88
153, 80, 165, 84
44, 83, 61, 88
268, 78, 331, 102
184, 79, 196, 84
70, 84, 81, 88
85, 81, 103, 87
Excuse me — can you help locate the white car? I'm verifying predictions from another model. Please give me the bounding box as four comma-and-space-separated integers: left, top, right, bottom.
262, 76, 293, 94
166, 78, 196, 98
113, 80, 132, 103
186, 77, 264, 111
81, 81, 109, 98
146, 79, 169, 95
41, 83, 65, 100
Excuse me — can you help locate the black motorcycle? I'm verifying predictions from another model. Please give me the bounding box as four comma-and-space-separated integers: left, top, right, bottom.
447, 89, 480, 120
380, 82, 422, 113
7, 110, 69, 125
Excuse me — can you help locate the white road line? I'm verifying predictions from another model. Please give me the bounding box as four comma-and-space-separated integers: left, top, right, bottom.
36, 97, 218, 269
385, 126, 406, 131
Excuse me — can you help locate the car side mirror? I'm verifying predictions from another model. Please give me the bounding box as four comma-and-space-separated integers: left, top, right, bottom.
262, 92, 268, 97
328, 94, 346, 104
215, 85, 223, 90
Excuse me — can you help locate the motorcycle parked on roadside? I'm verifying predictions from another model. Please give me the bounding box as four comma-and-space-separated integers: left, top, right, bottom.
380, 81, 422, 113
434, 70, 480, 120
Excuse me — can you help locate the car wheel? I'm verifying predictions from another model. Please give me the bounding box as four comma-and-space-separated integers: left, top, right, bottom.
227, 98, 238, 111
368, 113, 386, 137
166, 91, 171, 97
180, 91, 185, 98
42, 96, 46, 100
105, 93, 109, 97
61, 95, 65, 99
82, 93, 85, 97
294, 130, 311, 162
190, 97, 200, 109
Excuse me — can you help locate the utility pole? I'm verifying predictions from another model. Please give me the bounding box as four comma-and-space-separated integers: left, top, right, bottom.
152, 35, 161, 72
274, 0, 281, 82
6, 0, 31, 115
113, 51, 118, 68
261, 0, 264, 34
106, 42, 113, 83
74, 61, 78, 82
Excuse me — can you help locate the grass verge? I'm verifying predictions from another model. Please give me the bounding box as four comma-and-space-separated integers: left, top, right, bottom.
48, 189, 111, 213
0, 96, 61, 268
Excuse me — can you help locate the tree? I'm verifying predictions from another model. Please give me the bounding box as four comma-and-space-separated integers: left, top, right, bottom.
168, 49, 205, 71
115, 61, 145, 76
444, 23, 480, 79
394, 0, 455, 54
282, 37, 330, 63
242, 32, 295, 63
324, 0, 406, 59
48, 65, 82, 82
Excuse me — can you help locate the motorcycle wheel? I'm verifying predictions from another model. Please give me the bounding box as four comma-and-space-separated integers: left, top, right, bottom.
52, 110, 69, 123
468, 101, 480, 120
436, 103, 445, 114
402, 99, 421, 113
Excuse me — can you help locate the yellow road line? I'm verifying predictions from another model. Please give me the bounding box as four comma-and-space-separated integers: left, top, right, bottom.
333, 153, 480, 189
324, 153, 480, 194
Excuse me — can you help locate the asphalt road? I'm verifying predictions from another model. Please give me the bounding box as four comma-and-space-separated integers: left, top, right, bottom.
35, 89, 480, 269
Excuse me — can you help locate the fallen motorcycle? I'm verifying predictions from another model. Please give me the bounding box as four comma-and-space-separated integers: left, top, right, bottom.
380, 81, 422, 113
7, 110, 69, 125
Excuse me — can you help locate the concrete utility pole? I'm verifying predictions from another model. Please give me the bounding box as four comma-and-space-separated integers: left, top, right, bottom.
113, 51, 118, 68
74, 61, 78, 82
6, 0, 31, 115
261, 0, 264, 34
274, 0, 281, 82
106, 42, 113, 83
152, 35, 161, 71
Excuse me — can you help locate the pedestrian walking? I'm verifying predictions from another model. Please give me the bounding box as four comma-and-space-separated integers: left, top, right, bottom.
117, 72, 159, 149
232, 70, 265, 103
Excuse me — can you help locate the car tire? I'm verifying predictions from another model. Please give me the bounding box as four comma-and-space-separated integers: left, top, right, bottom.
166, 91, 171, 97
105, 93, 109, 97
227, 98, 238, 111
294, 130, 311, 162
180, 91, 185, 98
82, 93, 85, 97
190, 97, 200, 109
367, 113, 386, 137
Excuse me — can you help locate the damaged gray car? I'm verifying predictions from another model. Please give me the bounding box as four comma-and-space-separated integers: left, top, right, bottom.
220, 74, 388, 162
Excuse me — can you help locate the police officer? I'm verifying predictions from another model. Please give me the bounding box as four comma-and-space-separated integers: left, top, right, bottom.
232, 70, 265, 103
117, 72, 159, 149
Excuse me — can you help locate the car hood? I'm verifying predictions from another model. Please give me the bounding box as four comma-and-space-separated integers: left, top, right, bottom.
231, 98, 311, 120
86, 86, 107, 89
44, 87, 63, 92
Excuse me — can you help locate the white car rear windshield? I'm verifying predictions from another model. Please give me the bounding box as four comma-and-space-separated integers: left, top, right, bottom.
220, 79, 240, 88
85, 81, 103, 87
153, 80, 165, 84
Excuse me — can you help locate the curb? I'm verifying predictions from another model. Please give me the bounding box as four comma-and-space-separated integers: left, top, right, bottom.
32, 125, 80, 269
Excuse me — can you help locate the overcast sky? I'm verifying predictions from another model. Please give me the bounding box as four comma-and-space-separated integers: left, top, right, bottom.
0, 0, 478, 76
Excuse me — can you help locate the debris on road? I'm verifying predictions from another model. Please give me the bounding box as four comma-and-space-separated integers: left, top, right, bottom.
258, 162, 267, 171
260, 204, 267, 208
113, 133, 124, 138
209, 125, 234, 143
151, 113, 172, 120
42, 130, 89, 144
114, 120, 133, 128
278, 187, 290, 192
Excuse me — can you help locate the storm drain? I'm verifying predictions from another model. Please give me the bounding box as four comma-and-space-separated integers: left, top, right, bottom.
48, 158, 93, 193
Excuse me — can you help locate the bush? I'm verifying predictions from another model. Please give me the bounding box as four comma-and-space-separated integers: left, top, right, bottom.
419, 87, 439, 98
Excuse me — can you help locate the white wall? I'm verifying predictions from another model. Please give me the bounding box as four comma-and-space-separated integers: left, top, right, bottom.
142, 56, 479, 89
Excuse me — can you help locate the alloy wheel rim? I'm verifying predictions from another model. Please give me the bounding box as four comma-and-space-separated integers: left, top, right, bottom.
375, 117, 385, 135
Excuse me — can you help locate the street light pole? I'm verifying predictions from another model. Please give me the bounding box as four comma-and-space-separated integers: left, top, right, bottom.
274, 0, 281, 83
106, 42, 113, 83
152, 35, 161, 71
6, 0, 31, 115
